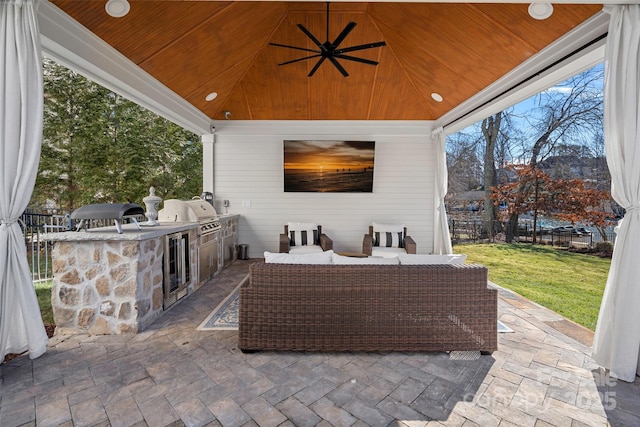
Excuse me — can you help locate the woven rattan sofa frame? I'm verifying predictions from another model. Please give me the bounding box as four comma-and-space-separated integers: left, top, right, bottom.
239, 262, 497, 353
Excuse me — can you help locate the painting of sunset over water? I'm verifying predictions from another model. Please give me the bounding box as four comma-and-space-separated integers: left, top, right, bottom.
284, 140, 375, 192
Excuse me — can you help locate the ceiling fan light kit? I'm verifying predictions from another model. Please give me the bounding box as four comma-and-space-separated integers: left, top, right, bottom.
270, 2, 386, 77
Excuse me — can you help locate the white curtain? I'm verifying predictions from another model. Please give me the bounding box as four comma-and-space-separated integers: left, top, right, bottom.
432, 127, 453, 255
592, 4, 640, 383
0, 0, 48, 360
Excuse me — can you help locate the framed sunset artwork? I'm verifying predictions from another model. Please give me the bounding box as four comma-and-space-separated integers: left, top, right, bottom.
283, 140, 375, 192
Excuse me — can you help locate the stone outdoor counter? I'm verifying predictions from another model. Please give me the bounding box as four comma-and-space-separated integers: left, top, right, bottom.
43, 222, 198, 335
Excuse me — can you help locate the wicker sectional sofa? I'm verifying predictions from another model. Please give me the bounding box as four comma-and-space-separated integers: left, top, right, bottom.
238, 261, 497, 353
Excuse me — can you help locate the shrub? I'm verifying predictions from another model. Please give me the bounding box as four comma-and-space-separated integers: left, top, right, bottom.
594, 241, 614, 255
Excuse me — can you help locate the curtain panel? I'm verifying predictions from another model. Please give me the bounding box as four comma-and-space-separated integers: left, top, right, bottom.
592, 4, 640, 383
432, 127, 453, 255
0, 0, 48, 360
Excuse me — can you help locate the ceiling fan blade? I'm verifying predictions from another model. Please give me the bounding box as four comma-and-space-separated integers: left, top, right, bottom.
328, 56, 349, 77
332, 22, 357, 48
269, 42, 320, 54
297, 24, 327, 51
335, 41, 386, 55
308, 57, 327, 77
334, 54, 379, 66
273, 3, 385, 78
278, 54, 322, 66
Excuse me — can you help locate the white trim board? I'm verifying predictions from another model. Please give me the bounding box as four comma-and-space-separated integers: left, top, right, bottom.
212, 120, 434, 136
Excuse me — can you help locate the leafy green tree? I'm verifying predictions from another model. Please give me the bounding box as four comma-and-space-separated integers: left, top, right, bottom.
34, 59, 202, 212
36, 59, 110, 210
144, 116, 203, 200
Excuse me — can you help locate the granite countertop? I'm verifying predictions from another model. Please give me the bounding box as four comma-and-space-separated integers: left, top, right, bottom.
217, 214, 239, 220
42, 213, 239, 242
41, 222, 199, 242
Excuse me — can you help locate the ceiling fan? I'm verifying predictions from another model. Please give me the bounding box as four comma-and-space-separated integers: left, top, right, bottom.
269, 2, 386, 77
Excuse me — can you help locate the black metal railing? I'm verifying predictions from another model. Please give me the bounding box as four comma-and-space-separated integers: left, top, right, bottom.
20, 210, 71, 282
19, 209, 146, 282
449, 218, 616, 247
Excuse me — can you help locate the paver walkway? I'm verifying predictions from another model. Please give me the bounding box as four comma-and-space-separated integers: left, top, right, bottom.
1, 259, 639, 427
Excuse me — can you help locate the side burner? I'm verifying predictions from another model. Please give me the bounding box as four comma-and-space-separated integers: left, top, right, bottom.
70, 203, 145, 234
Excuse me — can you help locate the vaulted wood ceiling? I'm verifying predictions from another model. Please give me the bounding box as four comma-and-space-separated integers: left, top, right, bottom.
50, 1, 601, 121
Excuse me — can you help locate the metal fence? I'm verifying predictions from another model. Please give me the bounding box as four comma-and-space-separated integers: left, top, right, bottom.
20, 210, 71, 282
20, 209, 146, 282
20, 207, 615, 281
449, 217, 617, 247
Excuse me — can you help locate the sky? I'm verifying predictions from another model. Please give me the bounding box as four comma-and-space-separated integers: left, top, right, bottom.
514, 62, 603, 115
451, 62, 604, 144
283, 140, 375, 171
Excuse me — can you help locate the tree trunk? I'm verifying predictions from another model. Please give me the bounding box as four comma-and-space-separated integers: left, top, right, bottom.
505, 212, 519, 243
481, 113, 501, 240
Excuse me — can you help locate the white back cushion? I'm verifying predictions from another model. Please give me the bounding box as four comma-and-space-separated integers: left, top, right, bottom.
287, 222, 318, 246
264, 250, 333, 264
372, 222, 404, 232
287, 222, 318, 231
332, 253, 400, 265
398, 254, 467, 265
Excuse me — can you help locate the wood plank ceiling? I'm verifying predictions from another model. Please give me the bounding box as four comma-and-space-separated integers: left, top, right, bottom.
50, 1, 601, 121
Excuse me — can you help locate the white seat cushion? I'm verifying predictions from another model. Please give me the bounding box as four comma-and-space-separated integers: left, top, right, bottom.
371, 247, 406, 258
289, 245, 324, 254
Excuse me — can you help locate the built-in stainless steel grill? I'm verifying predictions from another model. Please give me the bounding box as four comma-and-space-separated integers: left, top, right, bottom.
158, 198, 221, 283
159, 198, 220, 234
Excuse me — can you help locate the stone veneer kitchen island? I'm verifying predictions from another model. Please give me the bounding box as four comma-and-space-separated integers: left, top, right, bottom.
43, 214, 239, 335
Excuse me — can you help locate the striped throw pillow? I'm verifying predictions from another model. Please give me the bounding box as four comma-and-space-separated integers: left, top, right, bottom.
373, 231, 404, 248
290, 229, 318, 246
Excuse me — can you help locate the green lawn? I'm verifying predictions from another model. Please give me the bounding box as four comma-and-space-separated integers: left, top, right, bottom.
35, 281, 54, 325
454, 243, 611, 331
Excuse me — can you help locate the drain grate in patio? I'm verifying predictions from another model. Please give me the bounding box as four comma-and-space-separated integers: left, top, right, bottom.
449, 350, 481, 360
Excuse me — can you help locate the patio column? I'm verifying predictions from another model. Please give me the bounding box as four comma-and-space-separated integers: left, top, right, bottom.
0, 0, 48, 361
592, 4, 640, 383
431, 127, 453, 255
202, 132, 215, 196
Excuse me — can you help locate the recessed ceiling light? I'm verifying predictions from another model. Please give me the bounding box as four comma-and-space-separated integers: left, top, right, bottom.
205, 92, 218, 102
105, 0, 130, 18
528, 3, 554, 20
431, 93, 443, 102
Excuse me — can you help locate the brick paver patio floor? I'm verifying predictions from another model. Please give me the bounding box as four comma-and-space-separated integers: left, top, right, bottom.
1, 259, 639, 427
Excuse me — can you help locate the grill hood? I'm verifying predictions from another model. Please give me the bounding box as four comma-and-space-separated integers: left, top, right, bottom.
159, 198, 218, 223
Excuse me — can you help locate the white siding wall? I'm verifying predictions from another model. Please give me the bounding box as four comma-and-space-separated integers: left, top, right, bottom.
208, 121, 437, 257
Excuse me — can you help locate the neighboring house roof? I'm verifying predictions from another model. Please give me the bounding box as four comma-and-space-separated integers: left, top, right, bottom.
447, 190, 486, 202
39, 1, 609, 134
